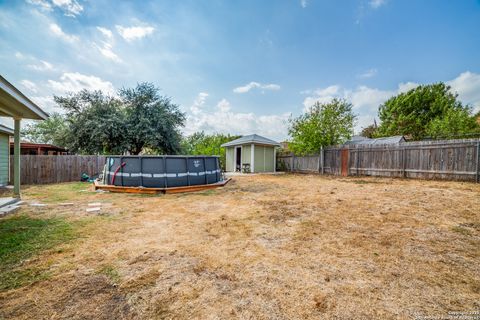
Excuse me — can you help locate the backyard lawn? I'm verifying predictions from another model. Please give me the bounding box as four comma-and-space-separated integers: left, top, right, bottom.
0, 174, 479, 319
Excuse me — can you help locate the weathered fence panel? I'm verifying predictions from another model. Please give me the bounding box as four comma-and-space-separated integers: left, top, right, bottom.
9, 155, 106, 185
277, 138, 480, 182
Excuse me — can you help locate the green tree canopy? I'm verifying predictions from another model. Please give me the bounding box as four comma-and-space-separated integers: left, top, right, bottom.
54, 90, 127, 154
425, 107, 480, 139
181, 132, 241, 170
120, 83, 185, 155
377, 83, 479, 140
288, 98, 356, 154
24, 83, 185, 155
360, 120, 378, 138
22, 112, 69, 147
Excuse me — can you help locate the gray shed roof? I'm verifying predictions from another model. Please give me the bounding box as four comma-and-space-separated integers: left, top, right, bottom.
221, 134, 281, 147
344, 135, 406, 145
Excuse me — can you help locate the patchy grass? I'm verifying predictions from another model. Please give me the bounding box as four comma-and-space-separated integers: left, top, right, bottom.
0, 215, 75, 290
0, 177, 479, 319
96, 264, 121, 284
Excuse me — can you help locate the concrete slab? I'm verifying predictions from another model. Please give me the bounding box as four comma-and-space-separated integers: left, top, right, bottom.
0, 197, 19, 209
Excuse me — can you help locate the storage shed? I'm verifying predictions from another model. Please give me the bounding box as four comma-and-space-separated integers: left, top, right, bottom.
0, 124, 13, 186
221, 134, 281, 173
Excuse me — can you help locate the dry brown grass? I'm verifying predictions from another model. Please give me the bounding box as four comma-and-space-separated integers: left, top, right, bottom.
0, 174, 479, 319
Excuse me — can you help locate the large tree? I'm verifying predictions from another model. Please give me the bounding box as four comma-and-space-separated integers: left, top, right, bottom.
120, 83, 185, 155
22, 112, 69, 147
181, 132, 241, 170
425, 107, 480, 139
288, 98, 356, 154
54, 90, 127, 154
377, 83, 479, 140
25, 83, 186, 155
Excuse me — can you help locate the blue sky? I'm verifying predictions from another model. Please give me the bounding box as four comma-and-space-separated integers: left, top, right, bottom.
1, 0, 480, 140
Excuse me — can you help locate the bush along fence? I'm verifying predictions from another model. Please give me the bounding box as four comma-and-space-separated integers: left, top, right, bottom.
277, 138, 480, 182
9, 155, 106, 185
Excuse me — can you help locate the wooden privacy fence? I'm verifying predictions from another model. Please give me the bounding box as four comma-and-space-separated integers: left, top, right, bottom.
277, 138, 480, 182
10, 155, 106, 185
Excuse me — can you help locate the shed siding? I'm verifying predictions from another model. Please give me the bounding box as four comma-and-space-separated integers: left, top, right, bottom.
254, 145, 264, 172
225, 147, 234, 172
264, 146, 274, 172
0, 133, 9, 186
241, 145, 251, 168
223, 143, 276, 172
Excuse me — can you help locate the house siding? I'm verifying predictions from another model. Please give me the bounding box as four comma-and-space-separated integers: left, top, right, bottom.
0, 133, 9, 186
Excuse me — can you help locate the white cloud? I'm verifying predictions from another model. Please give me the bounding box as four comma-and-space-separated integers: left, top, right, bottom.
97, 26, 113, 39
51, 0, 83, 17
47, 72, 115, 95
302, 83, 417, 131
357, 68, 378, 79
27, 59, 54, 71
20, 80, 38, 93
185, 97, 290, 140
300, 0, 308, 8
302, 71, 480, 132
116, 25, 155, 42
94, 27, 122, 63
27, 0, 83, 17
233, 81, 281, 93
26, 0, 52, 11
49, 23, 78, 42
14, 52, 24, 59
190, 92, 209, 115
397, 82, 419, 93
31, 95, 58, 113
95, 43, 122, 63
217, 99, 231, 112
447, 71, 480, 113
369, 0, 386, 9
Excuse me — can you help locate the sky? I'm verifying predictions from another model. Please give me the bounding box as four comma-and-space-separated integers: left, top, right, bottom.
1, 0, 480, 141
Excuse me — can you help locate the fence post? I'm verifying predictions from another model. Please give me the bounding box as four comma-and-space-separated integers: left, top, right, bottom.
402, 147, 407, 178
356, 147, 360, 176
321, 147, 325, 174
476, 141, 480, 183
292, 154, 295, 172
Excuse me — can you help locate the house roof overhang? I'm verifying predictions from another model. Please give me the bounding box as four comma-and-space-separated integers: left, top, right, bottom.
0, 124, 14, 135
0, 75, 49, 120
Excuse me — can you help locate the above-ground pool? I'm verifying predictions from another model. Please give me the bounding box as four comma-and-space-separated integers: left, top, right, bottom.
102, 156, 222, 188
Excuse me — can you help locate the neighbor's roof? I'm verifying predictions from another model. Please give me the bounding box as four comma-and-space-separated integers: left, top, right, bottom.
0, 124, 14, 135
0, 75, 49, 120
221, 134, 281, 147
344, 135, 406, 145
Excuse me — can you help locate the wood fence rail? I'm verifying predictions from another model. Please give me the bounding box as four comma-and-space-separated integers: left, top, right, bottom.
277, 138, 480, 182
9, 155, 106, 185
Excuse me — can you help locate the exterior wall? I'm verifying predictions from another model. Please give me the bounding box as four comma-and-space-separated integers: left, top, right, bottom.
241, 145, 251, 167
224, 144, 276, 172
253, 145, 276, 172
254, 145, 264, 172
225, 146, 234, 172
0, 133, 9, 186
264, 146, 275, 172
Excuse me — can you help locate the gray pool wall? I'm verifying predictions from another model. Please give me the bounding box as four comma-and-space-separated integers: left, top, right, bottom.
103, 156, 222, 188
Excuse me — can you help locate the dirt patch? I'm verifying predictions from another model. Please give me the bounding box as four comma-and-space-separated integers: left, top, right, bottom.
0, 273, 135, 319
0, 176, 479, 319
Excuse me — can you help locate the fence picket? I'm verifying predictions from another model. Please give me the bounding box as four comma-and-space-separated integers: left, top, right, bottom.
278, 138, 480, 182
9, 155, 106, 185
